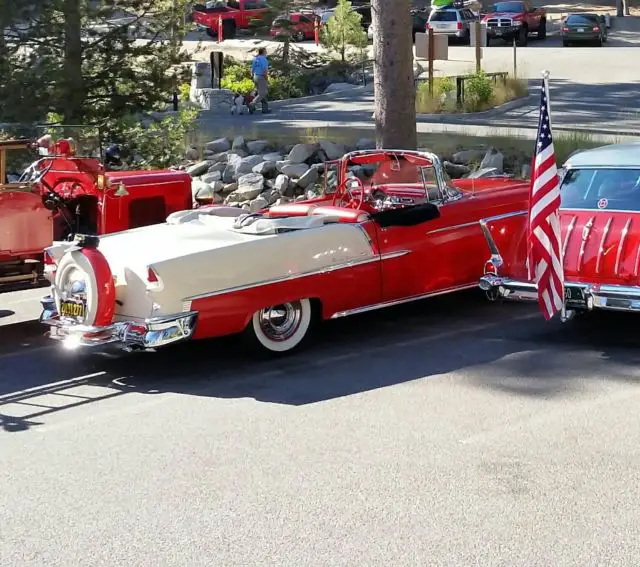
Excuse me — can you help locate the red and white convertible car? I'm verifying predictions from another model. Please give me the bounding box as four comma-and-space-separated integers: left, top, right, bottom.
40, 149, 530, 354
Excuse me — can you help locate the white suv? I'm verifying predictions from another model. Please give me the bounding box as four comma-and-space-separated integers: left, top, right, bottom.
427, 6, 478, 43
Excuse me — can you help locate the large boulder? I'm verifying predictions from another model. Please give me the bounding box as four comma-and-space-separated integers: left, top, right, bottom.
202, 170, 222, 184
274, 174, 290, 193
479, 147, 504, 173
205, 138, 231, 153
287, 143, 317, 164
231, 135, 245, 151
186, 160, 213, 177
247, 140, 269, 154
281, 163, 309, 178
249, 195, 269, 213
207, 161, 226, 174
356, 138, 375, 150
263, 152, 283, 162
452, 149, 484, 165
233, 172, 265, 200
236, 155, 265, 176
297, 167, 319, 188
443, 161, 471, 179
276, 160, 293, 173
318, 139, 345, 160
253, 160, 276, 176
222, 154, 243, 183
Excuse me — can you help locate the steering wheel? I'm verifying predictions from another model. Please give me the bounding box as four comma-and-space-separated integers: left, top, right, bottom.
332, 176, 365, 209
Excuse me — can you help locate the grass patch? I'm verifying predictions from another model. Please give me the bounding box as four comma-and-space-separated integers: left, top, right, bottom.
416, 71, 529, 114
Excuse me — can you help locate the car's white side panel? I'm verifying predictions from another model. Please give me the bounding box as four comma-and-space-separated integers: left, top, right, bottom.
148, 222, 376, 315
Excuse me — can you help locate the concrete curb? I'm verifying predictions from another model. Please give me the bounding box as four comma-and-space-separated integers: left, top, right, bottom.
416, 93, 536, 123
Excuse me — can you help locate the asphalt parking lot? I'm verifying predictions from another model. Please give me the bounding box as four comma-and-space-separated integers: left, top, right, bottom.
3, 291, 640, 565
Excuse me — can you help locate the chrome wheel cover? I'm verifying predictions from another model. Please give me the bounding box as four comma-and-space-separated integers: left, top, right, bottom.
258, 302, 303, 342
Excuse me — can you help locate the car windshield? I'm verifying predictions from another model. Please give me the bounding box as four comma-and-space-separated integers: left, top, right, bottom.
566, 14, 598, 25
322, 154, 460, 201
430, 10, 458, 21
321, 11, 334, 23
490, 1, 524, 12
561, 168, 640, 211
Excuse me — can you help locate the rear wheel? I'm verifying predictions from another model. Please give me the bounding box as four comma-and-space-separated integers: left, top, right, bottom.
295, 30, 305, 41
245, 299, 313, 354
537, 20, 546, 39
516, 26, 528, 46
562, 39, 569, 46
595, 35, 602, 46
222, 20, 236, 39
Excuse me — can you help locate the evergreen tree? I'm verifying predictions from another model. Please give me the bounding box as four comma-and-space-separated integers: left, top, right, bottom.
0, 0, 189, 128
320, 0, 367, 62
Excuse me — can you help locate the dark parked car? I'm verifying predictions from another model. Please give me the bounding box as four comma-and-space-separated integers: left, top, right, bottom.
562, 12, 607, 46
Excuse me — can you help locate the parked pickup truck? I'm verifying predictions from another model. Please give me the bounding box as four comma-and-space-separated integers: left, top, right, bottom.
191, 0, 268, 39
481, 0, 546, 46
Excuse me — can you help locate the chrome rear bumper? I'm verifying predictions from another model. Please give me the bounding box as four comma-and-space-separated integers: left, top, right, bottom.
40, 296, 198, 350
479, 274, 640, 313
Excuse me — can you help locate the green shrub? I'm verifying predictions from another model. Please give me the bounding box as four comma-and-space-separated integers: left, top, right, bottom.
220, 62, 306, 99
464, 70, 493, 111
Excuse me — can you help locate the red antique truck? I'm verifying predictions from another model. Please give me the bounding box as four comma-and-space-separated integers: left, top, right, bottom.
0, 136, 191, 287
481, 0, 546, 46
191, 0, 269, 39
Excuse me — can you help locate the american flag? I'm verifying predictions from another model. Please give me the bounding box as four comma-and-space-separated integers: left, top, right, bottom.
528, 73, 564, 320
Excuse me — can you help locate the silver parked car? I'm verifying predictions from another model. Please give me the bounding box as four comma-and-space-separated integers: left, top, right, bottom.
427, 6, 478, 43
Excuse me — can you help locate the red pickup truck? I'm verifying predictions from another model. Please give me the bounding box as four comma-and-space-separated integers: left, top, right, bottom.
481, 0, 546, 46
191, 0, 268, 39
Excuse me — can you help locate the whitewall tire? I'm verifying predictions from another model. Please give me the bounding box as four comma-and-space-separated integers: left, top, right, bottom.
248, 299, 313, 353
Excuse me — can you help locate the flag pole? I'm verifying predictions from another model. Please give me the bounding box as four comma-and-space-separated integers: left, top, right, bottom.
542, 69, 551, 125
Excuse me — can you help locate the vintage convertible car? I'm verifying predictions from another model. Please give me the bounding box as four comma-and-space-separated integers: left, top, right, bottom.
479, 142, 640, 317
40, 149, 530, 354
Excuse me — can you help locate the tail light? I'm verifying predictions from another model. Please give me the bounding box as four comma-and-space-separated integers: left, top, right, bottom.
457, 21, 462, 30
426, 22, 431, 30
562, 26, 569, 31
484, 260, 498, 275
592, 25, 599, 31
147, 266, 159, 283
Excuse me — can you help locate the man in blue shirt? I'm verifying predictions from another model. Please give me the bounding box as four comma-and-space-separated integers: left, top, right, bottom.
249, 47, 270, 114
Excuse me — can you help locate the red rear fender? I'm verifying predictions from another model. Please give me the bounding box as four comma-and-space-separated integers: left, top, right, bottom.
480, 211, 529, 280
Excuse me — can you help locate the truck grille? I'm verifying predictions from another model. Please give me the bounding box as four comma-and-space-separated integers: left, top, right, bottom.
486, 18, 513, 27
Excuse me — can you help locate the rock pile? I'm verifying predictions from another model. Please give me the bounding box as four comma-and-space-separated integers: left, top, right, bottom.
183, 136, 526, 211
185, 136, 377, 211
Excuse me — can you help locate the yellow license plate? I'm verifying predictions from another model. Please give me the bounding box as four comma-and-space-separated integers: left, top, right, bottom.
60, 300, 85, 319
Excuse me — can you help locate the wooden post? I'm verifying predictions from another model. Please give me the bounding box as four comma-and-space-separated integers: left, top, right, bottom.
513, 37, 517, 77
428, 27, 434, 97
474, 21, 481, 73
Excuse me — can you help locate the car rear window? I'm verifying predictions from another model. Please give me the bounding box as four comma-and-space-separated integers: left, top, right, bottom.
490, 2, 525, 12
561, 168, 640, 211
566, 14, 598, 25
430, 10, 458, 21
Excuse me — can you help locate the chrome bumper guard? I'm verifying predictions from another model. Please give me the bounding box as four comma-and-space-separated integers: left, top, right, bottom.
40, 296, 198, 350
479, 274, 640, 313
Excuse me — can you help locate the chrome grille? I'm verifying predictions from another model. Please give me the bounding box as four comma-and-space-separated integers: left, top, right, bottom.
486, 18, 513, 27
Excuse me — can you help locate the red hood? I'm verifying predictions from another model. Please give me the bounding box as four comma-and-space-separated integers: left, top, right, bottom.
561, 210, 640, 285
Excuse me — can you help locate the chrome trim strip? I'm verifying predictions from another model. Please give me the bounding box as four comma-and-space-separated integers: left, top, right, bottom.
578, 216, 595, 271
426, 220, 478, 235
562, 215, 577, 259
615, 218, 631, 275
480, 210, 528, 224
380, 250, 411, 260
479, 219, 501, 257
634, 242, 640, 277
184, 255, 380, 301
596, 216, 613, 274
330, 283, 477, 319
561, 207, 640, 214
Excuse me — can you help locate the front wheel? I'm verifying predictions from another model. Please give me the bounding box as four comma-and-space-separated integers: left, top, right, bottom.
245, 299, 313, 354
516, 26, 528, 46
537, 20, 546, 39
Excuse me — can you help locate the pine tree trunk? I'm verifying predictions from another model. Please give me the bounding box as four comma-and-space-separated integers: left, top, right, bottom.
371, 0, 417, 149
62, 0, 84, 124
